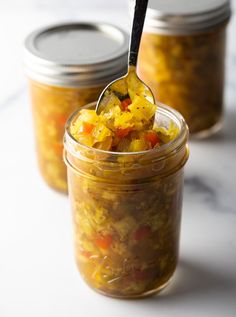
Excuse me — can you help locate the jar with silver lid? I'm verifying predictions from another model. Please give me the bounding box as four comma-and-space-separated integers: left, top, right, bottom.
24, 23, 129, 193
134, 0, 231, 137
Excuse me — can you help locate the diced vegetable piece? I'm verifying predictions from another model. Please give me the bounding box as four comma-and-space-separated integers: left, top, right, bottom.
114, 111, 134, 129
115, 127, 133, 138
94, 136, 113, 151
92, 123, 112, 143
133, 225, 151, 241
116, 137, 131, 152
133, 269, 149, 282
145, 131, 160, 147
120, 98, 132, 111
82, 122, 95, 134
129, 139, 149, 152
155, 121, 179, 143
128, 95, 157, 122
99, 93, 121, 113
95, 234, 113, 249
80, 250, 92, 258
110, 79, 128, 96
78, 109, 99, 124
76, 134, 94, 147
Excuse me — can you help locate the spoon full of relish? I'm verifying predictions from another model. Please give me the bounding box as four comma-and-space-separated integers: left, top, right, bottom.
96, 0, 155, 114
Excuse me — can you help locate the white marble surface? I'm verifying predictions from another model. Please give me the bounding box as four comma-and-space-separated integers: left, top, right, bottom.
0, 1, 236, 316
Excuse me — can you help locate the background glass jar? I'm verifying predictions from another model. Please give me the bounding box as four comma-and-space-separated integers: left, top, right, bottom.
24, 23, 129, 192
64, 102, 189, 299
135, 0, 231, 137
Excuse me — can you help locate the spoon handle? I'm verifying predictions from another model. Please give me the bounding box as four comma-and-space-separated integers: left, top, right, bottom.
129, 0, 149, 67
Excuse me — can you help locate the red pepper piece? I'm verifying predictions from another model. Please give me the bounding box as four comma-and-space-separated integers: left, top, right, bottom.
81, 250, 92, 258
95, 234, 113, 249
145, 131, 160, 148
133, 269, 149, 281
115, 127, 132, 138
82, 122, 95, 134
120, 98, 132, 111
133, 225, 151, 241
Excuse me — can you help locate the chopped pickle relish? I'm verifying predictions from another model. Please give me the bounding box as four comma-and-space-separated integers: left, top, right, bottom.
65, 98, 189, 298
70, 84, 179, 152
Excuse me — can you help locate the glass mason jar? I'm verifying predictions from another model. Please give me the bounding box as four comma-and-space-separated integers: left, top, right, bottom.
24, 23, 128, 192
136, 0, 231, 137
64, 102, 189, 298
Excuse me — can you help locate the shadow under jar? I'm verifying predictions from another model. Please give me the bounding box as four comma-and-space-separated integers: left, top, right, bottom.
24, 23, 128, 192
64, 102, 189, 299
136, 0, 231, 137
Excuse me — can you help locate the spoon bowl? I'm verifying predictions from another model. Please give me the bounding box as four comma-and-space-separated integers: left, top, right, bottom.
96, 0, 155, 114
96, 66, 155, 114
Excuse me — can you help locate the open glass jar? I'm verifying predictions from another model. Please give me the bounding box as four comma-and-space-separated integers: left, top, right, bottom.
64, 102, 189, 298
136, 0, 231, 137
24, 23, 128, 192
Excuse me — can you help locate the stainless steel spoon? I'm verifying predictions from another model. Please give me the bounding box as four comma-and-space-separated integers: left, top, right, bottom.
95, 0, 155, 114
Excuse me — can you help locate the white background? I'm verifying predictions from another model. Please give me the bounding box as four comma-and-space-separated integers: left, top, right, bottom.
0, 1, 236, 317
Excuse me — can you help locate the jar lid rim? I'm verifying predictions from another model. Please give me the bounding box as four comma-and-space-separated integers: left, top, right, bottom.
146, 0, 230, 16
129, 0, 231, 34
24, 22, 129, 87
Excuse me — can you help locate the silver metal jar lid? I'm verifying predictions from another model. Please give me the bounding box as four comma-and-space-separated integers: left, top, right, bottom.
24, 23, 129, 87
130, 0, 231, 35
